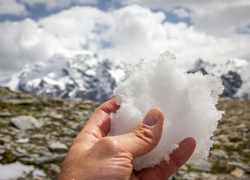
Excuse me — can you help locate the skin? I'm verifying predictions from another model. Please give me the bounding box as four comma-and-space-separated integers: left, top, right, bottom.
58, 98, 196, 180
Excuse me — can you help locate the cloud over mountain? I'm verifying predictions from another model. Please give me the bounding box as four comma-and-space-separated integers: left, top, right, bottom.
1, 5, 249, 78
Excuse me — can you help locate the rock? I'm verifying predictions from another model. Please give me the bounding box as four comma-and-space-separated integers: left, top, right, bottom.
221, 71, 243, 98
11, 116, 42, 130
230, 168, 244, 178
48, 112, 64, 119
1, 87, 250, 180
49, 142, 68, 153
0, 162, 34, 179
211, 149, 228, 159
228, 162, 250, 173
217, 174, 239, 180
217, 134, 229, 143
181, 172, 200, 180
17, 138, 29, 144
32, 169, 46, 179
48, 164, 61, 174
190, 161, 212, 172
0, 111, 12, 117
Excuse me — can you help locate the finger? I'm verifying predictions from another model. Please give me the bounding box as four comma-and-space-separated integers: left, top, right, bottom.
136, 137, 196, 180
84, 97, 120, 136
112, 108, 164, 157
97, 97, 121, 114
75, 98, 120, 144
130, 174, 139, 180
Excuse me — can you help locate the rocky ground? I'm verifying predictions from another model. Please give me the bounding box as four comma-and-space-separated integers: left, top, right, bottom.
0, 87, 249, 180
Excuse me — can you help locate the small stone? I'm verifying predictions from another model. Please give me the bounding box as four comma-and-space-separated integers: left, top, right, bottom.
182, 172, 200, 180
49, 142, 68, 153
230, 168, 244, 178
200, 173, 217, 180
217, 134, 229, 143
11, 116, 43, 130
49, 164, 61, 174
0, 112, 12, 117
211, 149, 228, 159
228, 162, 250, 173
17, 138, 29, 144
49, 112, 63, 119
190, 160, 212, 172
0, 149, 5, 154
32, 169, 46, 178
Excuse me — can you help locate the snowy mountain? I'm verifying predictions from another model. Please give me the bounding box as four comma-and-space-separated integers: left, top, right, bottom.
5, 51, 125, 102
188, 58, 249, 98
2, 51, 249, 101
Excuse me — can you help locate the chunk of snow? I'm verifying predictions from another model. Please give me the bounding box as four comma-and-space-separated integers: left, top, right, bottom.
110, 52, 223, 170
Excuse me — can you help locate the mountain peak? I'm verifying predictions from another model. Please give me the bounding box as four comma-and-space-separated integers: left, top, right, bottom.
6, 52, 125, 102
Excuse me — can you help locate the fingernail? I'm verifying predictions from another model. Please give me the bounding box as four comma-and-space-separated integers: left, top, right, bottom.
113, 95, 122, 106
143, 108, 162, 126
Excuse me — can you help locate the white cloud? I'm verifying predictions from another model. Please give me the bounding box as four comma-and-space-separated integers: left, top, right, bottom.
100, 5, 250, 66
0, 5, 249, 76
0, 19, 63, 73
123, 0, 250, 37
0, 0, 27, 16
0, 6, 108, 74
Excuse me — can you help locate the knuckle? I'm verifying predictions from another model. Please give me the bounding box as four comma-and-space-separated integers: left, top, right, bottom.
134, 126, 155, 146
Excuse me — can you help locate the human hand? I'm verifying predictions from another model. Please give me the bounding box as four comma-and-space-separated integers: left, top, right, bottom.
58, 98, 196, 180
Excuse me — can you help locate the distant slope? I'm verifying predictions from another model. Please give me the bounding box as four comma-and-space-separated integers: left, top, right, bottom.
188, 58, 250, 99
2, 51, 249, 100
4, 51, 125, 102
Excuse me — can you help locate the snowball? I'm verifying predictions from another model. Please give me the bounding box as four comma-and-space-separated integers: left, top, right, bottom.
110, 52, 223, 170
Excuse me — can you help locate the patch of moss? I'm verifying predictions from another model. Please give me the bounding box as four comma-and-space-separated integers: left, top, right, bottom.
2, 150, 17, 163
211, 160, 231, 173
0, 88, 12, 97
0, 120, 7, 128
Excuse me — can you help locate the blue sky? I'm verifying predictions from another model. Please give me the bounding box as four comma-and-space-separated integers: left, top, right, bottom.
0, 0, 191, 24
1, 0, 249, 36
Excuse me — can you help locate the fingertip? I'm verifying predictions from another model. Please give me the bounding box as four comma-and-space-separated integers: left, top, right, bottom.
113, 95, 122, 106
98, 98, 120, 114
169, 137, 196, 168
135, 137, 196, 180
143, 108, 164, 126
151, 107, 164, 121
180, 137, 196, 152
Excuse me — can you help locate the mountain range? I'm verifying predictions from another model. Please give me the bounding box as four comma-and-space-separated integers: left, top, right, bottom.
4, 51, 125, 102
188, 58, 249, 98
1, 51, 249, 101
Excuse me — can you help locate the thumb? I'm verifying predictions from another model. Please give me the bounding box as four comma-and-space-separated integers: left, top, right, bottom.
113, 108, 164, 157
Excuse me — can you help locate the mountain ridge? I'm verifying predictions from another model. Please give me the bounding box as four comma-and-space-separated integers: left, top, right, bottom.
1, 52, 249, 101
4, 51, 125, 102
